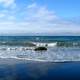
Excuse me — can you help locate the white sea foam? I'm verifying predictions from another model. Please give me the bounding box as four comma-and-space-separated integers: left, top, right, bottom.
48, 43, 57, 47
33, 42, 57, 47
0, 46, 80, 62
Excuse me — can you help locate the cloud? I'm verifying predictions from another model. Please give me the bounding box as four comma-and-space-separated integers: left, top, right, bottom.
0, 13, 5, 18
20, 3, 80, 34
0, 0, 16, 8
0, 2, 79, 35
0, 0, 16, 22
27, 3, 37, 9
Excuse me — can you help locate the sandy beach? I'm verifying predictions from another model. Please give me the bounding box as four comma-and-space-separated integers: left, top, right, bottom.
0, 58, 80, 80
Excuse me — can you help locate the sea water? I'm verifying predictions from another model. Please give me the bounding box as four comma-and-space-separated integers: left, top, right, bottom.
0, 36, 80, 62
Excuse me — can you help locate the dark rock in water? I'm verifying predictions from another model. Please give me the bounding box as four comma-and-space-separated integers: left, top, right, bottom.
34, 46, 47, 51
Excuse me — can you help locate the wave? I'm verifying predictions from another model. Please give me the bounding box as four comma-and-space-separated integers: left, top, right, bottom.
33, 42, 57, 47
0, 41, 36, 46
0, 50, 80, 62
0, 45, 80, 62
0, 56, 80, 62
1, 41, 80, 48
0, 57, 53, 62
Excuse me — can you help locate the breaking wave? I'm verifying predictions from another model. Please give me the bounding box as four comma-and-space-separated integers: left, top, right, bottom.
0, 46, 80, 62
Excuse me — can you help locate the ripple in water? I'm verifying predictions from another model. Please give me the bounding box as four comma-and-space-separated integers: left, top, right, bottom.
0, 46, 80, 62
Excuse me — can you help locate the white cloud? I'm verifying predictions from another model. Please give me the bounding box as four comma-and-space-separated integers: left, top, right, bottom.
27, 3, 37, 9
0, 2, 79, 35
0, 0, 16, 8
23, 3, 80, 34
0, 13, 5, 18
0, 0, 16, 21
25, 3, 58, 23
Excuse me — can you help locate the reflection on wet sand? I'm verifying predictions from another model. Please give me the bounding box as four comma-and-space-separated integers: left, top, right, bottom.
0, 59, 57, 80
0, 59, 80, 80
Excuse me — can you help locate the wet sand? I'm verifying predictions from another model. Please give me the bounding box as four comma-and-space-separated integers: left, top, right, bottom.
0, 59, 80, 80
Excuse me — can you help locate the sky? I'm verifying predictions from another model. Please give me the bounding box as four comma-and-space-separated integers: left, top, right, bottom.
0, 0, 80, 35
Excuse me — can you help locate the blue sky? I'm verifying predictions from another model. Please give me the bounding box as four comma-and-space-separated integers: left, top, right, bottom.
0, 0, 80, 35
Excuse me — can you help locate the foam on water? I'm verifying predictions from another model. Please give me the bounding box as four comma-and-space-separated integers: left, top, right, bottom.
0, 46, 80, 62
33, 42, 57, 47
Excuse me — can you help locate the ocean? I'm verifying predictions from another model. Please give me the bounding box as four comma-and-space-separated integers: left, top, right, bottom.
0, 36, 79, 62
0, 36, 80, 80
0, 36, 80, 42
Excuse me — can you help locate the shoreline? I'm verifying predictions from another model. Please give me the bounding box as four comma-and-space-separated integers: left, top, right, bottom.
0, 58, 80, 80
0, 58, 80, 64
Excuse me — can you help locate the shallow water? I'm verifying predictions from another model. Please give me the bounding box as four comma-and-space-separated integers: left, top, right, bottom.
0, 46, 80, 62
0, 60, 80, 80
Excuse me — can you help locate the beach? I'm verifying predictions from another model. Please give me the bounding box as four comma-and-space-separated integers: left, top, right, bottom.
0, 0, 79, 79
0, 58, 80, 80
